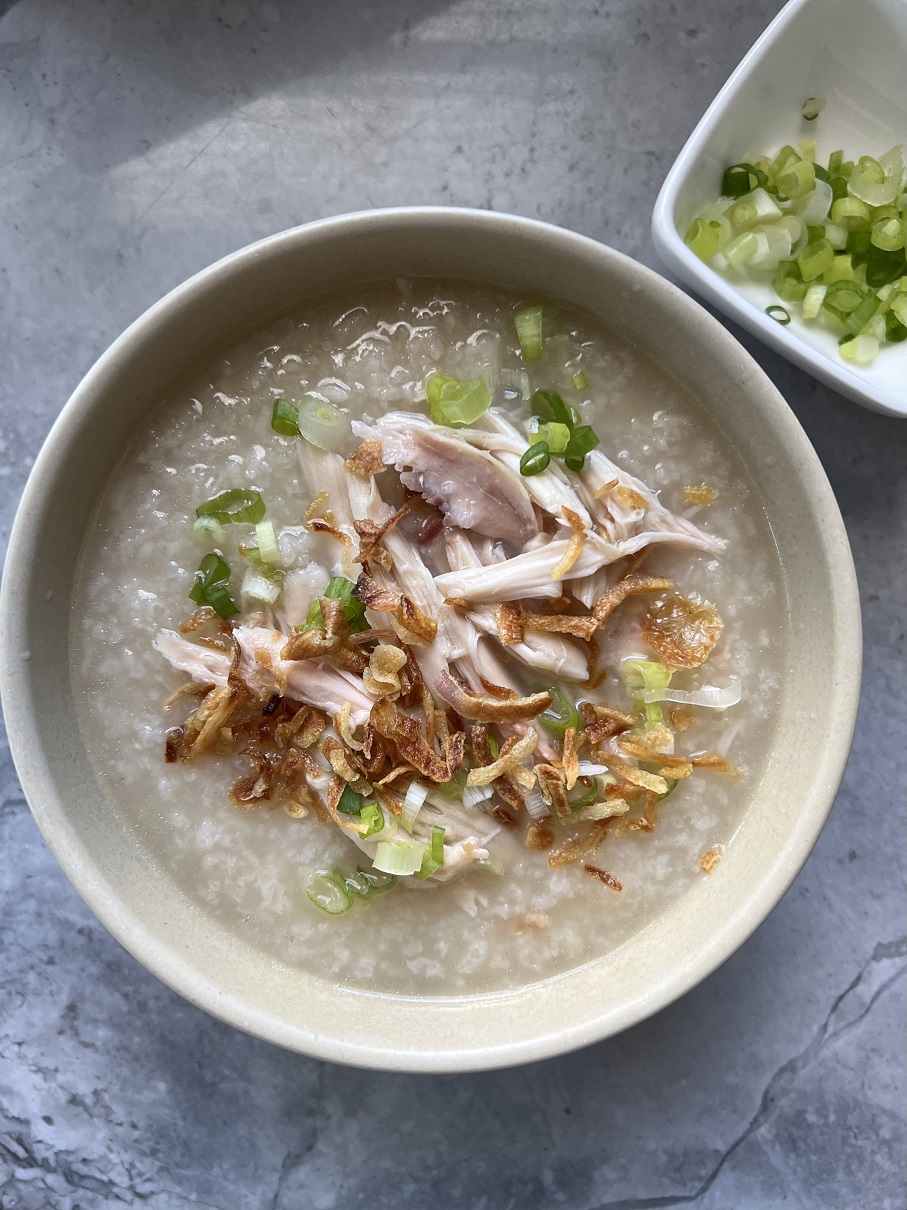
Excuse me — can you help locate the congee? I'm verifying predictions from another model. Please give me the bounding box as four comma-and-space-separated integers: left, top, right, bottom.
71, 281, 785, 996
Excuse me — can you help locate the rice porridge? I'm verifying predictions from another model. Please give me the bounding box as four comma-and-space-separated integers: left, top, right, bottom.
71, 280, 786, 997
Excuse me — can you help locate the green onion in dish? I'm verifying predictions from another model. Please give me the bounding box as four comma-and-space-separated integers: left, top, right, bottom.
254, 520, 282, 566
271, 398, 302, 437
427, 373, 492, 427
520, 441, 550, 476
563, 424, 600, 472
303, 575, 369, 634
683, 131, 906, 363
196, 488, 266, 525
337, 784, 364, 815
188, 551, 239, 620
193, 515, 226, 547
373, 840, 425, 877
417, 826, 446, 880
801, 97, 826, 122
514, 303, 544, 361
571, 370, 589, 392
529, 421, 571, 455
358, 803, 385, 838
623, 657, 673, 728
531, 389, 574, 427
307, 871, 353, 915
539, 686, 581, 736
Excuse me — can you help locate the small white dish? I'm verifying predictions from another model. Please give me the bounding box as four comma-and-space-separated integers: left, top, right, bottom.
652, 0, 907, 418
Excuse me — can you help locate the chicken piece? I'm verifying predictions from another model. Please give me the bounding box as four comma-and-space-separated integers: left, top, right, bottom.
355, 416, 538, 545
444, 530, 588, 681
154, 625, 374, 725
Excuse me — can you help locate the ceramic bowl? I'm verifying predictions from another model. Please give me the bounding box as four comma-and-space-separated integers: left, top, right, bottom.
652, 0, 907, 418
0, 209, 861, 1071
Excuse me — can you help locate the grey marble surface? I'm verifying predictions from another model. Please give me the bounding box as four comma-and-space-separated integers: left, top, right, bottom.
1, 1, 904, 1207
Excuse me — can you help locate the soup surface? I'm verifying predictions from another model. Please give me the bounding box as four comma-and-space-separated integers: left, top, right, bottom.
71, 280, 786, 996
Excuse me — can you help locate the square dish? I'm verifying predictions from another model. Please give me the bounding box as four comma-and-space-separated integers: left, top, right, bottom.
652, 0, 907, 417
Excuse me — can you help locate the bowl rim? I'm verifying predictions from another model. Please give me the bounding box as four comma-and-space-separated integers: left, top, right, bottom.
0, 206, 862, 1071
650, 0, 907, 419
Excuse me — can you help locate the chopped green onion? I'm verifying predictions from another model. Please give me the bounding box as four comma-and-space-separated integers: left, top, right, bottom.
307, 871, 353, 915
866, 247, 907, 288
823, 254, 854, 285
684, 216, 723, 260
802, 282, 827, 320
530, 422, 571, 455
659, 778, 679, 802
341, 867, 373, 899
337, 784, 364, 815
772, 260, 808, 303
624, 657, 673, 728
845, 229, 872, 255
427, 373, 492, 427
193, 515, 226, 547
358, 802, 385, 838
531, 389, 573, 427
373, 840, 425, 876
801, 97, 826, 122
730, 188, 782, 228
520, 441, 550, 477
823, 279, 864, 317
196, 488, 266, 525
295, 395, 349, 452
839, 334, 880, 364
571, 370, 589, 392
514, 304, 544, 362
765, 305, 791, 325
723, 231, 759, 268
304, 575, 369, 634
883, 311, 906, 342
271, 398, 301, 437
778, 157, 815, 199
358, 866, 396, 894
842, 290, 880, 336
188, 551, 239, 620
563, 424, 600, 472
539, 686, 581, 736
401, 781, 429, 834
430, 826, 445, 865
871, 217, 904, 253
241, 568, 282, 605
721, 163, 758, 198
831, 197, 872, 231
255, 521, 282, 566
797, 238, 835, 281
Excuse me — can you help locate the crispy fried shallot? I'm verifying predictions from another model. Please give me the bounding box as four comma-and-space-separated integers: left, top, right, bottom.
435, 670, 551, 723
370, 698, 464, 783
584, 864, 623, 891
641, 593, 723, 669
353, 572, 437, 643
465, 728, 539, 786
344, 439, 386, 477
699, 848, 721, 873
362, 643, 408, 699
354, 504, 409, 564
281, 597, 348, 661
550, 507, 586, 580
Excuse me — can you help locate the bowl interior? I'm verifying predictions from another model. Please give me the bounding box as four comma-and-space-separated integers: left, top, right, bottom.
0, 210, 861, 1071
654, 0, 907, 416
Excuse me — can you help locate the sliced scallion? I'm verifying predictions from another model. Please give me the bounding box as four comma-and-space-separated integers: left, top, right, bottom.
801, 97, 826, 122
563, 424, 600, 472
530, 421, 571, 455
255, 521, 282, 566
307, 871, 353, 915
427, 373, 492, 427
188, 551, 239, 620
196, 488, 266, 525
520, 441, 550, 477
539, 686, 581, 736
373, 840, 425, 877
271, 398, 301, 437
765, 305, 791, 325
531, 389, 573, 427
358, 802, 385, 838
571, 370, 589, 392
193, 515, 226, 547
337, 784, 364, 815
401, 781, 429, 834
514, 304, 544, 362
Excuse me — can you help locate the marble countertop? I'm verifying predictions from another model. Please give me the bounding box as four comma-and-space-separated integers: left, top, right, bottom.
1, 1, 904, 1207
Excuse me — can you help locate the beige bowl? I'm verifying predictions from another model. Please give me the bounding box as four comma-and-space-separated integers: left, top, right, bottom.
0, 209, 861, 1072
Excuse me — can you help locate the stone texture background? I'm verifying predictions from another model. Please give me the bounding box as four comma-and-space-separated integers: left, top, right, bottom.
1, 1, 904, 1207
